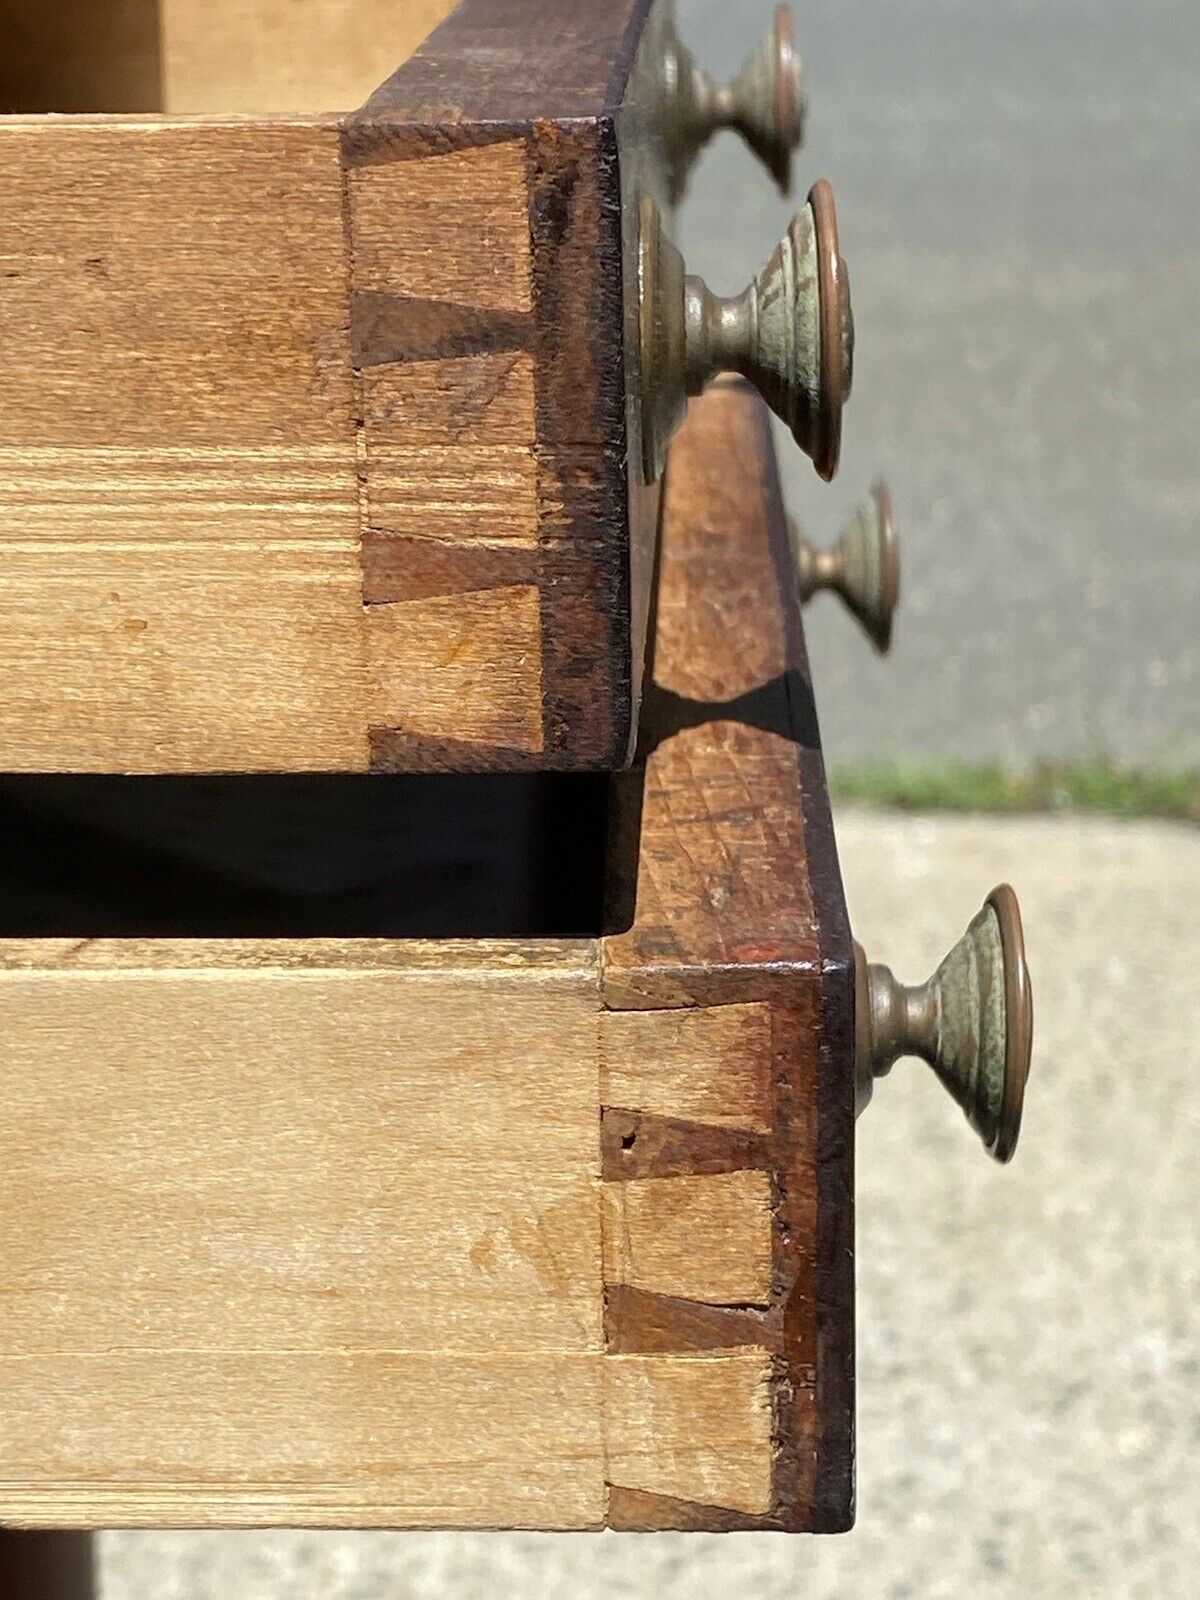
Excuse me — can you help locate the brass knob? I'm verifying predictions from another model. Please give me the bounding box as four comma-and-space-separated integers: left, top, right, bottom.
791, 483, 899, 653
638, 180, 853, 483
854, 885, 1033, 1162
659, 4, 806, 202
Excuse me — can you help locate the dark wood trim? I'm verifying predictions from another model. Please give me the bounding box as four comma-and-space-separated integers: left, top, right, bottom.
608, 1486, 773, 1534
605, 1285, 772, 1354
600, 382, 855, 1532
363, 535, 537, 604
349, 292, 532, 368
345, 0, 659, 772
601, 1108, 773, 1181
354, 0, 655, 124
756, 395, 858, 1532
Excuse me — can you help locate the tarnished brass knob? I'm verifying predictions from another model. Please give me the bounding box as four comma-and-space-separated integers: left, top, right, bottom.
638, 180, 853, 483
854, 885, 1033, 1162
659, 3, 806, 202
791, 483, 899, 653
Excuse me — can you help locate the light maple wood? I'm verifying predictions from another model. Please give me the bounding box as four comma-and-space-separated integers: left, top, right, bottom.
0, 116, 548, 771
162, 0, 458, 115
2, 1355, 607, 1529
348, 133, 544, 760
600, 1003, 775, 1131
0, 941, 605, 1526
0, 956, 601, 1357
602, 1172, 774, 1306
361, 353, 537, 447
361, 444, 538, 544
0, 937, 779, 1529
605, 1352, 773, 1515
347, 138, 532, 312
0, 119, 364, 771
366, 586, 544, 753
0, 541, 366, 772
0, 121, 352, 452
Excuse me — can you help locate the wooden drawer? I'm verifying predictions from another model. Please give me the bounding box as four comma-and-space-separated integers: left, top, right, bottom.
0, 385, 857, 1533
0, 0, 832, 775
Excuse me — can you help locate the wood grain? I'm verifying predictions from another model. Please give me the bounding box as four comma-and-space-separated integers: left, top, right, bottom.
0, 122, 353, 450
0, 959, 600, 1356
335, 0, 669, 775
342, 0, 655, 770
366, 584, 544, 753
161, 0, 459, 114
0, 942, 606, 1527
347, 138, 532, 312
0, 934, 783, 1529
602, 1172, 774, 1305
600, 1003, 774, 1132
359, 0, 654, 123
600, 1108, 773, 1183
604, 1287, 770, 1356
0, 1355, 607, 1528
0, 119, 366, 771
605, 1351, 773, 1516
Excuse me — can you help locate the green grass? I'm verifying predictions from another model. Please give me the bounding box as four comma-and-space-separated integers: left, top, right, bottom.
829, 759, 1200, 823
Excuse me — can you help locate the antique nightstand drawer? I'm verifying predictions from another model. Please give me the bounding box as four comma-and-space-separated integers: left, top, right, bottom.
0, 0, 850, 775
0, 386, 857, 1533
0, 383, 1032, 1539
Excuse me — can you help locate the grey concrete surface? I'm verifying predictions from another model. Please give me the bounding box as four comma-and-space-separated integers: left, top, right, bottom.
99, 810, 1200, 1600
675, 0, 1200, 769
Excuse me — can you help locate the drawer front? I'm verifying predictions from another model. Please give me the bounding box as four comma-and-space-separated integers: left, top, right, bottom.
0, 386, 855, 1532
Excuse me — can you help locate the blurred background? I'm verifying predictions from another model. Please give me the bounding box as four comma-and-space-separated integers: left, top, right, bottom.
677, 0, 1200, 777
12, 0, 1199, 1594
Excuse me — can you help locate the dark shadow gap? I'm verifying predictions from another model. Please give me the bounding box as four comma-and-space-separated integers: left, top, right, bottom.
0, 662, 813, 938
0, 774, 611, 939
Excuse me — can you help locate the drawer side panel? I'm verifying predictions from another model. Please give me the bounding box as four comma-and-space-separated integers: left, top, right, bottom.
0, 946, 608, 1527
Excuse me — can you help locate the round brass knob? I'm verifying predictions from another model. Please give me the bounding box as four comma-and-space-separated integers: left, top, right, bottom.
638, 180, 853, 483
854, 885, 1033, 1162
659, 4, 806, 203
791, 483, 899, 653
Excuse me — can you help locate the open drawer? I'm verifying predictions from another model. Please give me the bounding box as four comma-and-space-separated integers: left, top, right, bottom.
0, 0, 845, 775
0, 385, 858, 1533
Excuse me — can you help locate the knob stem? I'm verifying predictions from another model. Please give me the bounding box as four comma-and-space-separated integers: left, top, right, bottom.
854, 885, 1033, 1162
863, 962, 941, 1077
